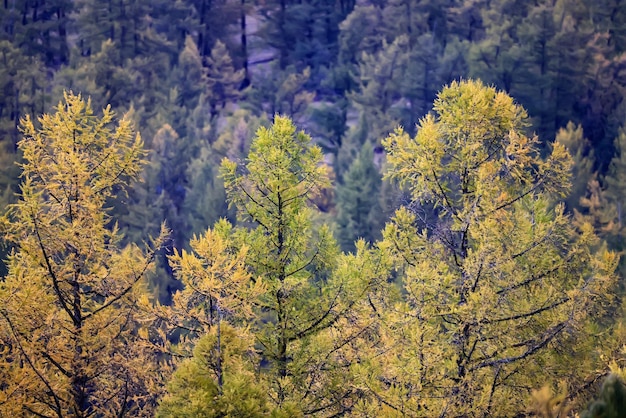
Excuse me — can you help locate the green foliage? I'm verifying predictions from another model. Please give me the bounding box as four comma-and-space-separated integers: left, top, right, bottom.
258, 0, 348, 73
347, 36, 409, 146
604, 128, 626, 231
157, 324, 272, 418
581, 374, 626, 418
247, 65, 316, 125
206, 40, 245, 118
0, 40, 47, 147
153, 116, 389, 417
556, 122, 595, 212
335, 142, 384, 252
0, 0, 71, 66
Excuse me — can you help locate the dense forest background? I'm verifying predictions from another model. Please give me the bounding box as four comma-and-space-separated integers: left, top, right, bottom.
3, 0, 626, 291
3, 0, 626, 415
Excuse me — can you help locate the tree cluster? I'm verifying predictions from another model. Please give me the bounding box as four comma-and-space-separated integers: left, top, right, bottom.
0, 83, 623, 416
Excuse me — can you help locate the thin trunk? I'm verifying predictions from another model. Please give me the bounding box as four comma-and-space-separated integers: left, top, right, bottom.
216, 301, 223, 393
277, 191, 288, 403
70, 271, 87, 417
240, 0, 249, 85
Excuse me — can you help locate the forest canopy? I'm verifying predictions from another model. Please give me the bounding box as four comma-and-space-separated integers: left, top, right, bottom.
2, 0, 626, 416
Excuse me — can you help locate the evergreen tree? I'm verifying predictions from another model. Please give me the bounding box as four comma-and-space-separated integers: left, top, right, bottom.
247, 65, 315, 126
186, 0, 242, 59
257, 0, 348, 73
0, 0, 71, 66
52, 40, 136, 113
0, 40, 47, 148
337, 5, 385, 75
604, 128, 626, 233
335, 142, 384, 252
206, 40, 245, 118
347, 35, 410, 145
555, 122, 595, 213
581, 374, 626, 418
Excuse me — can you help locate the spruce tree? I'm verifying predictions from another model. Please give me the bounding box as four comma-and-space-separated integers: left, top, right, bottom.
155, 116, 392, 416
335, 142, 384, 252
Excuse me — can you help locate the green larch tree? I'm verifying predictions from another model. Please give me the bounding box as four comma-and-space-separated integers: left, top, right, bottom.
220, 115, 343, 414
156, 324, 272, 418
0, 93, 167, 417
364, 80, 618, 416
156, 115, 390, 416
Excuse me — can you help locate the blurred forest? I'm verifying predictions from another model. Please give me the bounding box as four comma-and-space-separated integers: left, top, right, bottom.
3, 0, 626, 416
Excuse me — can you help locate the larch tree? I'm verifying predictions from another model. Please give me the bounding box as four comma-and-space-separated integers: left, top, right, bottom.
221, 115, 381, 415
363, 80, 618, 416
151, 219, 270, 417
0, 92, 167, 417
156, 116, 391, 417
156, 324, 272, 418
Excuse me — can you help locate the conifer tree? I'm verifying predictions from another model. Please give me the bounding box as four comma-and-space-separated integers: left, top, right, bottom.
581, 374, 626, 418
335, 142, 384, 252
555, 122, 595, 213
156, 325, 272, 418
206, 40, 245, 118
0, 40, 47, 148
604, 128, 626, 232
0, 93, 167, 417
347, 36, 409, 146
220, 115, 343, 413
156, 116, 391, 416
367, 80, 618, 416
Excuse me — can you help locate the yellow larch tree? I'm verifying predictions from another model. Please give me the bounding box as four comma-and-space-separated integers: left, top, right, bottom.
357, 80, 619, 416
0, 92, 167, 417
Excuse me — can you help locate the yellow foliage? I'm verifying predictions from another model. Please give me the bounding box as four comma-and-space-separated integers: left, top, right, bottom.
0, 92, 167, 417
363, 80, 620, 416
